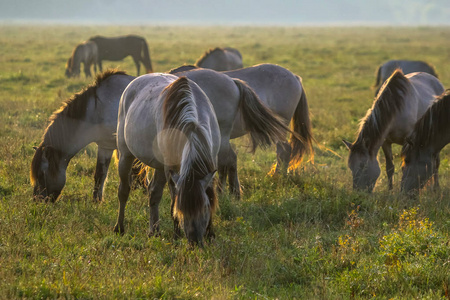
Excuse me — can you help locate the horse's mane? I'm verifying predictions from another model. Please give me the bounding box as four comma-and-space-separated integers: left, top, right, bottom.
163, 77, 218, 220
168, 64, 199, 74
195, 47, 224, 66
48, 69, 126, 129
403, 89, 450, 155
354, 69, 410, 153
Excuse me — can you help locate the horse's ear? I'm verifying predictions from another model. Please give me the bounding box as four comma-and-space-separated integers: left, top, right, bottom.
342, 140, 353, 150
200, 170, 216, 190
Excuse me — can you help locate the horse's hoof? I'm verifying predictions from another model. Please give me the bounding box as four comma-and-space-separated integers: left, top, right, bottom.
113, 224, 124, 235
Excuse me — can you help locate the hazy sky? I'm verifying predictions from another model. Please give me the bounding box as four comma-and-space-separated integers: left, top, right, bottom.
1, 0, 450, 25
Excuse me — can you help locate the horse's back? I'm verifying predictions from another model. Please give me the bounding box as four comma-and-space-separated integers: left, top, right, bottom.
407, 72, 445, 116
380, 60, 436, 82
387, 72, 444, 143
224, 64, 302, 114
118, 73, 178, 166
197, 47, 243, 71
172, 68, 240, 135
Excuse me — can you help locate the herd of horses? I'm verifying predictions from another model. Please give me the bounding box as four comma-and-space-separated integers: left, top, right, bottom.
32, 34, 448, 246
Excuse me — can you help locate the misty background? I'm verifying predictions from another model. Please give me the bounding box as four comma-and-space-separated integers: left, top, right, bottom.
1, 0, 450, 26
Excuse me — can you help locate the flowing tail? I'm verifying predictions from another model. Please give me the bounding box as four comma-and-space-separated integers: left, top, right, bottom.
233, 78, 292, 152
141, 39, 153, 73
289, 78, 314, 168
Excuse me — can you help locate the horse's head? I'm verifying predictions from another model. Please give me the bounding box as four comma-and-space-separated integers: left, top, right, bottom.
400, 141, 434, 194
344, 140, 380, 192
170, 170, 217, 247
65, 57, 80, 78
30, 145, 68, 202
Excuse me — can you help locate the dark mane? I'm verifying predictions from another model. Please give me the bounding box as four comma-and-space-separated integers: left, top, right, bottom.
195, 47, 223, 66
354, 69, 410, 153
41, 69, 127, 147
163, 77, 217, 219
403, 90, 450, 155
50, 69, 127, 125
168, 64, 198, 74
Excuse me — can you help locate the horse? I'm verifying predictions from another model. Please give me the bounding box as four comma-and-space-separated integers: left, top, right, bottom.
163, 68, 291, 198
195, 47, 243, 71
401, 90, 450, 193
114, 74, 220, 246
374, 60, 438, 95
65, 41, 99, 78
343, 70, 445, 192
31, 70, 135, 202
170, 64, 314, 175
223, 64, 314, 175
88, 35, 153, 76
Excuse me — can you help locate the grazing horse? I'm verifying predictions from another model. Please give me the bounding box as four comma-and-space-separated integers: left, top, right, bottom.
65, 41, 99, 78
374, 60, 437, 94
401, 90, 450, 193
114, 74, 220, 246
31, 70, 135, 202
166, 68, 290, 198
223, 64, 314, 174
89, 35, 153, 75
343, 70, 444, 192
195, 47, 243, 71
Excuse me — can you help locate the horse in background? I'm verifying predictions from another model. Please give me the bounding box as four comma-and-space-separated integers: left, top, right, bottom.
89, 35, 153, 75
195, 47, 243, 71
31, 70, 135, 202
401, 90, 450, 193
373, 60, 438, 95
114, 74, 220, 247
343, 69, 444, 192
65, 41, 99, 78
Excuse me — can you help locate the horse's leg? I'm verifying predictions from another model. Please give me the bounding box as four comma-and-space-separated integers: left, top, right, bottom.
93, 147, 114, 202
148, 169, 167, 237
167, 175, 182, 240
433, 153, 440, 189
227, 148, 241, 199
132, 56, 140, 76
98, 60, 103, 73
113, 153, 134, 234
382, 142, 394, 190
275, 141, 291, 174
84, 62, 92, 77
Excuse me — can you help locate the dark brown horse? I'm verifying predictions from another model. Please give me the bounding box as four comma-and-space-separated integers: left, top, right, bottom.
89, 35, 153, 75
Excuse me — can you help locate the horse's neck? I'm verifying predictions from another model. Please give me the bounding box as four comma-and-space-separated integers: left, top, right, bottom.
43, 117, 96, 159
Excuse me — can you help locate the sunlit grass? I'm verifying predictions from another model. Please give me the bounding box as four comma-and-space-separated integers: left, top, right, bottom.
0, 25, 449, 298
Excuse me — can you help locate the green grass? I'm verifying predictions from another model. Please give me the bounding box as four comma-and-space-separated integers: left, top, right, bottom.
1, 25, 450, 299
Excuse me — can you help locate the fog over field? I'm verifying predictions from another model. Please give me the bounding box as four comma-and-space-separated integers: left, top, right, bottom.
1, 0, 450, 25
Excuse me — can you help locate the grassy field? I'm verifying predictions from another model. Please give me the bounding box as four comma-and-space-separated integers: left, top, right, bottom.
1, 25, 450, 299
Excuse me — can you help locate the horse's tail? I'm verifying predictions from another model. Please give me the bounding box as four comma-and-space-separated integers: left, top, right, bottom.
140, 39, 153, 73
289, 77, 314, 168
233, 78, 290, 152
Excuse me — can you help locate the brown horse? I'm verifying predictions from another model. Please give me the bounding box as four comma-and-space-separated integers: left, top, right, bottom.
89, 35, 153, 75
65, 41, 98, 78
195, 47, 243, 71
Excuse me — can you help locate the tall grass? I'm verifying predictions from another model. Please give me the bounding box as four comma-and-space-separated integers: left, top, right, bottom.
0, 25, 449, 298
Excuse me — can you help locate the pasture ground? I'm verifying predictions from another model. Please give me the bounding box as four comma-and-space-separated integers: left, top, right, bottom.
1, 25, 450, 299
